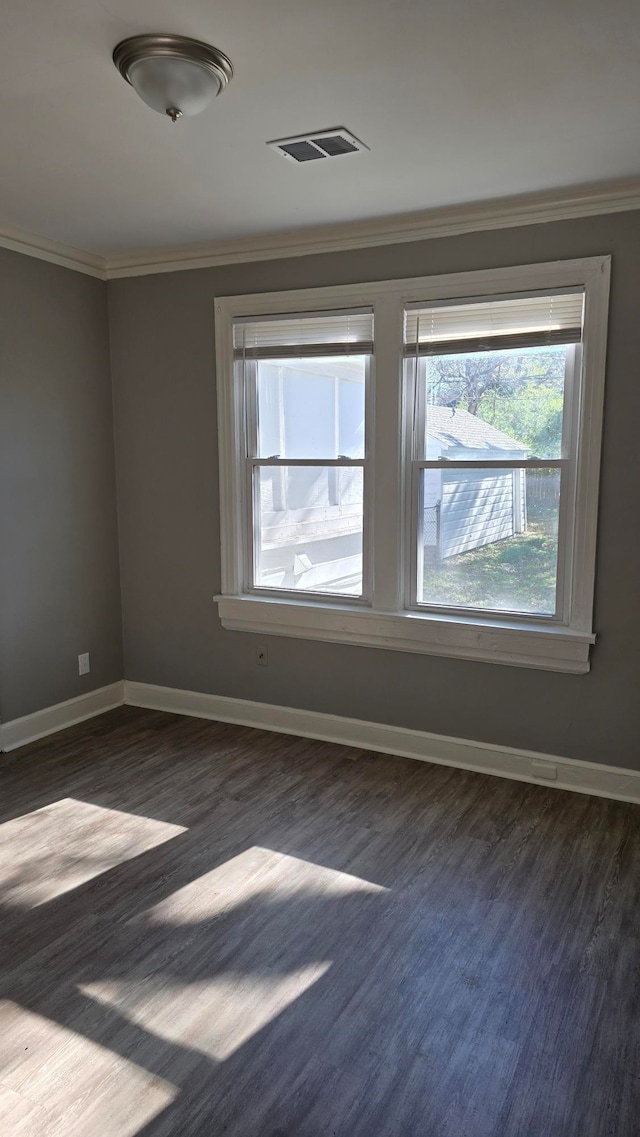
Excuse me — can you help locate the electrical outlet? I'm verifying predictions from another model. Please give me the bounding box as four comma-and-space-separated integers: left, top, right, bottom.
530, 760, 557, 781
78, 652, 90, 676
256, 645, 268, 667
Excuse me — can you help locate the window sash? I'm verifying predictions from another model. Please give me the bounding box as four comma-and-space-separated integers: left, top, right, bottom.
405, 345, 581, 622
245, 357, 368, 462
408, 345, 578, 462
240, 355, 373, 602
408, 458, 569, 621
245, 459, 370, 602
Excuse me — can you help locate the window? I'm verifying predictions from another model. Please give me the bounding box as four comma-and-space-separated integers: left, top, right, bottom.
404, 292, 583, 620
215, 257, 610, 673
233, 310, 373, 599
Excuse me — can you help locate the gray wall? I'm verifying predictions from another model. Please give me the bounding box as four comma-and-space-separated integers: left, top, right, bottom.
108, 211, 640, 768
0, 248, 123, 722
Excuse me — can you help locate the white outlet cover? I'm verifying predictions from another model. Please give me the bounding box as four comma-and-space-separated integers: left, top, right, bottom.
530, 760, 557, 781
78, 652, 90, 676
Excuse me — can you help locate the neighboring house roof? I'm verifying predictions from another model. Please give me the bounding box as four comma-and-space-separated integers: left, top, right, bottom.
426, 404, 528, 453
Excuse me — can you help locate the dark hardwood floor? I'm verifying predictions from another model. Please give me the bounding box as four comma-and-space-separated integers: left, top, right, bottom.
0, 705, 639, 1136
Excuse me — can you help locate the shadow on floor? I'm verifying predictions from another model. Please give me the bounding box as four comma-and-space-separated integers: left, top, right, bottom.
1, 706, 639, 1136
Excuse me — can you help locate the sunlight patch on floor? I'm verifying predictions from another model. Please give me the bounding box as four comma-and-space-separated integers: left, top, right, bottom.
0, 799, 186, 906
0, 1000, 177, 1136
77, 847, 388, 1061
80, 962, 332, 1062
145, 845, 389, 926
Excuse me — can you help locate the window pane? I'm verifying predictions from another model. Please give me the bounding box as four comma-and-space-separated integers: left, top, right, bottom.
256, 357, 366, 459
254, 465, 363, 596
419, 467, 560, 615
422, 344, 568, 460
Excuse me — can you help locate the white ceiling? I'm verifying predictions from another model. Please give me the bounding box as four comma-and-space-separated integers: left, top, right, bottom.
2, 0, 640, 256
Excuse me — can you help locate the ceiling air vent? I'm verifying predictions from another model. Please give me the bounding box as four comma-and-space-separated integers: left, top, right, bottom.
268, 128, 369, 163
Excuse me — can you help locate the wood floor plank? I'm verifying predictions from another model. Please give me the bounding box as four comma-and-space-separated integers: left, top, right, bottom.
0, 705, 639, 1135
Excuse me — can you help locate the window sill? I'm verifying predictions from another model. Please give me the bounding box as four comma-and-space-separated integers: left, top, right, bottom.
215, 594, 595, 673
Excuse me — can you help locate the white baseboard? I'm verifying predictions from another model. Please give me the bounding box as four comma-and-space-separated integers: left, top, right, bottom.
4, 678, 638, 806
0, 682, 125, 752
124, 681, 640, 805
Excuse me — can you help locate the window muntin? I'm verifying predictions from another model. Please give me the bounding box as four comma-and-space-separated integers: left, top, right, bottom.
405, 292, 583, 620
234, 310, 372, 600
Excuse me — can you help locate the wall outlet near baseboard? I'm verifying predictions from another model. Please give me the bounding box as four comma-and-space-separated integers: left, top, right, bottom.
78, 652, 90, 676
530, 759, 558, 781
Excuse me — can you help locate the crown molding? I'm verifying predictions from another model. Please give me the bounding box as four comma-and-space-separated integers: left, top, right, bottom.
105, 177, 640, 279
4, 178, 640, 283
0, 224, 106, 279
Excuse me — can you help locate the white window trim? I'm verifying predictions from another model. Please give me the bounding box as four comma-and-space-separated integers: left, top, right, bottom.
214, 256, 610, 674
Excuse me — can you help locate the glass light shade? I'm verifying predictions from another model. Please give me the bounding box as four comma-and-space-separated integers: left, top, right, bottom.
127, 56, 222, 117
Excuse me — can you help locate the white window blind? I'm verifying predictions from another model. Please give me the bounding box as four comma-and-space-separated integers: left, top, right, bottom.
404, 290, 584, 356
233, 308, 374, 360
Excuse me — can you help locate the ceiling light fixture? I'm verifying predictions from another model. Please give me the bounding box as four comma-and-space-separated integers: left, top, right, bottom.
113, 34, 233, 123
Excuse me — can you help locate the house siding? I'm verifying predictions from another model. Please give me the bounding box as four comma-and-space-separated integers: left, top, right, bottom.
440, 467, 525, 558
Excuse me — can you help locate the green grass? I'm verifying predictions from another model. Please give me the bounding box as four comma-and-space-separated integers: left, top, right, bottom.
424, 518, 558, 614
